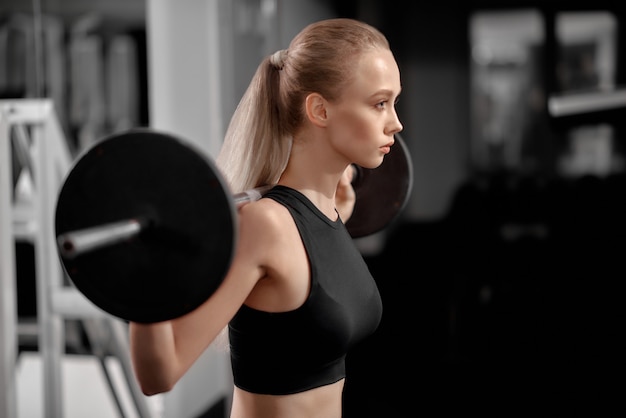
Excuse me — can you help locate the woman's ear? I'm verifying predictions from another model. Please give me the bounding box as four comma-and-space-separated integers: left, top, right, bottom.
304, 93, 328, 127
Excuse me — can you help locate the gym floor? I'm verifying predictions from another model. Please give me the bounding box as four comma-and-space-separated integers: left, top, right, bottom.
15, 351, 145, 418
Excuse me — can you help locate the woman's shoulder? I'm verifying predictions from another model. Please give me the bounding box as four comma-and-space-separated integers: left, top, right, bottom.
237, 197, 293, 239
234, 196, 304, 282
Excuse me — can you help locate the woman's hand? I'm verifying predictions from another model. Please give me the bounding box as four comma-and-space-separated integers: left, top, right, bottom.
335, 165, 356, 222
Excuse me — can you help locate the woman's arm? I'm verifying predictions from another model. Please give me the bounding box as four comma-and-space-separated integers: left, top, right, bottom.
128, 200, 280, 395
129, 285, 242, 395
129, 321, 179, 395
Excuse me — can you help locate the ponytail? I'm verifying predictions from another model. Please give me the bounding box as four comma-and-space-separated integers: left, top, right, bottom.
216, 56, 291, 193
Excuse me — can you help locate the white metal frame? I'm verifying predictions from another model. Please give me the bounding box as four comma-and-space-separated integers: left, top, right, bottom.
0, 99, 154, 418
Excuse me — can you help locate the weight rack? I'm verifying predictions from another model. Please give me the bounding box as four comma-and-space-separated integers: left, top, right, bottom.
0, 99, 155, 418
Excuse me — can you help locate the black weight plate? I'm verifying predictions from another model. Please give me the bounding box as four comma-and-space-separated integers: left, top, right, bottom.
55, 129, 236, 323
346, 133, 413, 238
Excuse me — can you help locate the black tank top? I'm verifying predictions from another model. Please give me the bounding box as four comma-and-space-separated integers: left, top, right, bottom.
228, 185, 382, 395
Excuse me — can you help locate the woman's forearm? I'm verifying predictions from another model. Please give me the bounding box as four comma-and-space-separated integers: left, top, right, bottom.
129, 321, 182, 395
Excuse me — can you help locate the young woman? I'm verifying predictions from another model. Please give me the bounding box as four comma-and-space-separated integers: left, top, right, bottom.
129, 18, 403, 418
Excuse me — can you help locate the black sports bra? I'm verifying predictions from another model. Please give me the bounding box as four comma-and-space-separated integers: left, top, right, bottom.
228, 186, 382, 395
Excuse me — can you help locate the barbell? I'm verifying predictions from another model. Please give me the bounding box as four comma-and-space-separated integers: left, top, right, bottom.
54, 129, 412, 323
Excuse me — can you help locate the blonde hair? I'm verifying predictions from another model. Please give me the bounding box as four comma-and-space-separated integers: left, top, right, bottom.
216, 18, 391, 193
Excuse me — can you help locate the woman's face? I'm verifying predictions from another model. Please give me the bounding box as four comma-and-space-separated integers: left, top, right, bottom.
325, 48, 403, 169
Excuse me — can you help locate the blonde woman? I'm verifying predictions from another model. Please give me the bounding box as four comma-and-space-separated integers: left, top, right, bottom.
130, 18, 403, 418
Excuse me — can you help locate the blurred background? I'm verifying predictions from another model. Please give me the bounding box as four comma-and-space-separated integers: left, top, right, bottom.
1, 0, 624, 417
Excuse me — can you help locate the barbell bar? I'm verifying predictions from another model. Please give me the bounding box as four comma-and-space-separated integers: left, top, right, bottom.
54, 129, 412, 323
57, 185, 272, 260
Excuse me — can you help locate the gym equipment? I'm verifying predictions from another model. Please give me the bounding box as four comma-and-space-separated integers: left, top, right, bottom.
55, 130, 235, 323
346, 132, 412, 238
54, 129, 412, 323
